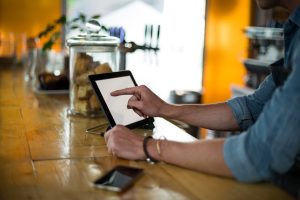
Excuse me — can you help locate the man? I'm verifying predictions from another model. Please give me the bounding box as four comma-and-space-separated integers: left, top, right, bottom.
104, 0, 300, 196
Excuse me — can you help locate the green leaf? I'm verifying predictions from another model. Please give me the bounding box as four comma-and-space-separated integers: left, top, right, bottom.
38, 23, 55, 38
38, 30, 47, 38
45, 24, 55, 33
55, 15, 66, 24
79, 13, 86, 23
70, 25, 79, 29
42, 40, 54, 51
101, 26, 108, 32
91, 15, 101, 19
51, 31, 61, 40
71, 17, 80, 22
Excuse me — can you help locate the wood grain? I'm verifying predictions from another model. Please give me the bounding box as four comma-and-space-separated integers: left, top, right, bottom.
0, 66, 294, 200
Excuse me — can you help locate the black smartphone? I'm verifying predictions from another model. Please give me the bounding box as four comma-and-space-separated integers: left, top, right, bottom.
93, 165, 144, 192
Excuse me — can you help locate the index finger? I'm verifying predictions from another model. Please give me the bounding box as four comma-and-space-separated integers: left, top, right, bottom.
111, 86, 138, 96
104, 131, 110, 143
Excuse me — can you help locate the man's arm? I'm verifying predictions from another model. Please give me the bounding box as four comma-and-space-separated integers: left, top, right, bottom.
111, 86, 240, 131
112, 72, 277, 132
167, 72, 277, 131
148, 137, 233, 178
105, 125, 233, 178
160, 102, 240, 131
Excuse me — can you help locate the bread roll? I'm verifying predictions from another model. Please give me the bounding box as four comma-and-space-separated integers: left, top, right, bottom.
77, 85, 91, 99
89, 94, 100, 110
75, 69, 95, 85
74, 53, 93, 75
94, 63, 113, 74
74, 99, 90, 113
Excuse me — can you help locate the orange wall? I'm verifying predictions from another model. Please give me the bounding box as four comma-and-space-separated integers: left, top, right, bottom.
0, 0, 62, 57
0, 0, 61, 37
203, 0, 250, 103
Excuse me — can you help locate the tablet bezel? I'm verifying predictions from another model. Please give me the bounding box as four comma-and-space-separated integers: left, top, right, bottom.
89, 71, 154, 129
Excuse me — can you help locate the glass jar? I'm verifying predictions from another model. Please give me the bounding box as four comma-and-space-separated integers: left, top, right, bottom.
67, 31, 119, 117
32, 49, 68, 91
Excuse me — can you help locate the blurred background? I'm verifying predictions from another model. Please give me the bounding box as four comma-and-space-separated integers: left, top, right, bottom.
0, 0, 289, 137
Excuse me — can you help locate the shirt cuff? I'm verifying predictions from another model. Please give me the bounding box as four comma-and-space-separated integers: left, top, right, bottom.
224, 132, 263, 182
227, 97, 254, 131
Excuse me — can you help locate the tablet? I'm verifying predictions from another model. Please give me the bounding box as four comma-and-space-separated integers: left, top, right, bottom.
89, 71, 154, 129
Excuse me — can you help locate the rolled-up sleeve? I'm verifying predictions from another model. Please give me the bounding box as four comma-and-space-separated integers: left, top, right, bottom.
227, 75, 276, 131
224, 131, 265, 182
224, 44, 300, 182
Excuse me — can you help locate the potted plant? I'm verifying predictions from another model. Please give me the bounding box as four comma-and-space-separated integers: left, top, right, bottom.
32, 13, 104, 91
37, 13, 103, 51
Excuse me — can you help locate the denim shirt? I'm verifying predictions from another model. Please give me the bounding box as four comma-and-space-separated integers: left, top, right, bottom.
224, 6, 300, 183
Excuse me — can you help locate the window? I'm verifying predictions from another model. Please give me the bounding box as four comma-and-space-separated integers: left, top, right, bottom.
66, 0, 206, 101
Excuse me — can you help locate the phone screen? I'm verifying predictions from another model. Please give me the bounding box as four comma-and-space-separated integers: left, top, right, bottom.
93, 165, 144, 192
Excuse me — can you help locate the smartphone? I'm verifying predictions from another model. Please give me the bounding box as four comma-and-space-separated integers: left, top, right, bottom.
93, 165, 144, 192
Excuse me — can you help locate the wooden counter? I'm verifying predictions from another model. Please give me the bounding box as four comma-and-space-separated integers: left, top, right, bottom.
0, 66, 294, 200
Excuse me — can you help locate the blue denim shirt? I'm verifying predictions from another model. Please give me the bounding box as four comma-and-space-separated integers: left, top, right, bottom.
224, 6, 300, 182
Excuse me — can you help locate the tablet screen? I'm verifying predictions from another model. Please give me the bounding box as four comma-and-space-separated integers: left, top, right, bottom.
95, 76, 144, 126
89, 71, 153, 129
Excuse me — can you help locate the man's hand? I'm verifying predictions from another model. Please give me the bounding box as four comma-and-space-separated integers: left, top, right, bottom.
111, 85, 168, 118
104, 125, 146, 160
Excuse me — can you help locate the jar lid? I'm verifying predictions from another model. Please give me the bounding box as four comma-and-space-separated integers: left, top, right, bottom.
67, 34, 120, 47
67, 20, 120, 47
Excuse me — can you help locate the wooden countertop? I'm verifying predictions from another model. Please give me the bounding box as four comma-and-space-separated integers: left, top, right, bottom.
0, 66, 294, 200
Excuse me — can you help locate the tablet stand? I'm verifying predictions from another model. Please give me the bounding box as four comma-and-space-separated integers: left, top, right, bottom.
85, 123, 110, 136
85, 119, 154, 137
138, 122, 154, 130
